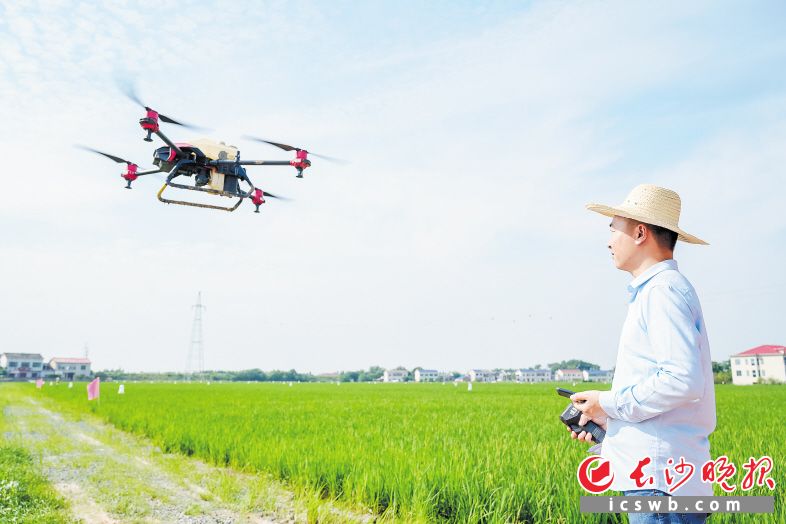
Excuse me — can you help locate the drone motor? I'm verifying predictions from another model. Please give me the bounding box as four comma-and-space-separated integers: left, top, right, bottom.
122, 164, 139, 189
140, 109, 160, 142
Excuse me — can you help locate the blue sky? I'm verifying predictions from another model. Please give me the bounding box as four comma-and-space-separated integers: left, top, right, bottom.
1, 1, 785, 373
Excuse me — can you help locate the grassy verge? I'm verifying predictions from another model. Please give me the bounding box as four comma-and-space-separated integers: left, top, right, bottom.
1, 383, 372, 523
0, 395, 72, 524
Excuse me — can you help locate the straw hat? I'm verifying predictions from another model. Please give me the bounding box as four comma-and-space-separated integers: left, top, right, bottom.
586, 184, 708, 245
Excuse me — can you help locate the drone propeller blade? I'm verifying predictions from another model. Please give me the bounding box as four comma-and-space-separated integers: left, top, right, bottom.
158, 112, 205, 130
76, 145, 134, 165
147, 111, 202, 130
118, 79, 147, 110
243, 136, 297, 152
158, 113, 186, 126
243, 135, 347, 163
119, 79, 203, 129
307, 152, 349, 164
261, 190, 288, 200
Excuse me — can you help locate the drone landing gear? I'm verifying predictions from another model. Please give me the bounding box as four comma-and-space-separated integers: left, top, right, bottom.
157, 181, 247, 212
156, 159, 253, 212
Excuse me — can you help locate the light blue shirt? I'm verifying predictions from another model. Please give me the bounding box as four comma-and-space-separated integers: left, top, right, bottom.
598, 259, 716, 496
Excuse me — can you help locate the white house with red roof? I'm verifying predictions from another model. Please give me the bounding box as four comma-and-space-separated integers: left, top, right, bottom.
555, 368, 584, 382
48, 357, 92, 380
730, 345, 786, 385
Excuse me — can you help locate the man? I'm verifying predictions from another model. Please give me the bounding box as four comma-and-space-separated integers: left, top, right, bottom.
570, 184, 716, 524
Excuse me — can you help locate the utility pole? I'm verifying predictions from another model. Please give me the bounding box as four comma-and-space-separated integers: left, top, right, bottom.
186, 292, 206, 380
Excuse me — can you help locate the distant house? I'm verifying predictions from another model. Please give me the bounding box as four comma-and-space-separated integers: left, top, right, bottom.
730, 345, 786, 385
468, 369, 496, 382
383, 368, 409, 383
555, 368, 584, 382
414, 369, 439, 382
497, 370, 512, 382
0, 353, 45, 380
48, 357, 92, 380
515, 368, 552, 383
583, 369, 614, 383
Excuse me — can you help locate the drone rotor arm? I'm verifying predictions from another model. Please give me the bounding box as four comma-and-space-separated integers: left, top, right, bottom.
151, 128, 185, 157
135, 168, 164, 177
238, 160, 292, 166
208, 159, 292, 167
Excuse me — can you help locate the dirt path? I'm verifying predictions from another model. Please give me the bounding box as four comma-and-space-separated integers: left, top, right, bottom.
3, 397, 352, 523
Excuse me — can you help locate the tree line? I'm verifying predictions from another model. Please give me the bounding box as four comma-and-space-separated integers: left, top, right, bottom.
81, 360, 735, 384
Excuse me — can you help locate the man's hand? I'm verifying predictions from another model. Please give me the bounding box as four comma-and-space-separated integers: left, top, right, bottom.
565, 390, 609, 443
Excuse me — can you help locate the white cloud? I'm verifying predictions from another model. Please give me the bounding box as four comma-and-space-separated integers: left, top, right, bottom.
0, 1, 784, 372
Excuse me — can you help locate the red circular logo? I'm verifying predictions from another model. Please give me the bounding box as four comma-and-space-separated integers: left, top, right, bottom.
577, 456, 615, 493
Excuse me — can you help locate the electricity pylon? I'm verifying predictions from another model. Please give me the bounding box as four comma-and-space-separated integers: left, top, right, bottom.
186, 292, 206, 381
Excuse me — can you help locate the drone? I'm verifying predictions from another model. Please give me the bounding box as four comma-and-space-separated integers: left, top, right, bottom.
80, 88, 342, 213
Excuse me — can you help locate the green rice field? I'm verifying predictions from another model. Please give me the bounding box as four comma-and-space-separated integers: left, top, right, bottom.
19, 382, 786, 522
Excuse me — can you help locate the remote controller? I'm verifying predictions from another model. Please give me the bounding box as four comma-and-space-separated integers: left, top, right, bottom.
557, 387, 605, 444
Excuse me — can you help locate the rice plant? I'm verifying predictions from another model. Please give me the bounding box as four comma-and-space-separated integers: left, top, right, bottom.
34, 382, 783, 523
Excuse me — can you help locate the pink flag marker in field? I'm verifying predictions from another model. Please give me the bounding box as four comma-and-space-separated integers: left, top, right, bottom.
87, 377, 100, 400
35, 378, 44, 389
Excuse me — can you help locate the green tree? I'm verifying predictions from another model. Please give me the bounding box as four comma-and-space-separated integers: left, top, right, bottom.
712, 360, 731, 384
233, 369, 267, 381
547, 360, 600, 372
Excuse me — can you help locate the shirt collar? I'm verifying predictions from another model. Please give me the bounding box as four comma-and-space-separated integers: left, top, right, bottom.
627, 259, 678, 302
